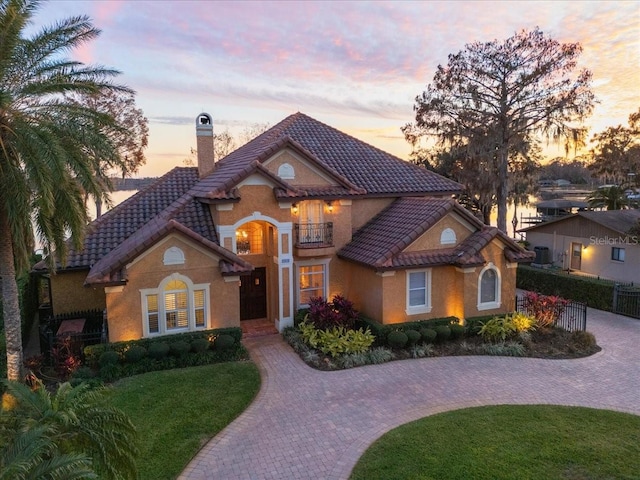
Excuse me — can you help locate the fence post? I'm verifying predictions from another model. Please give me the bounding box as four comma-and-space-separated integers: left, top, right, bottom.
612, 284, 619, 313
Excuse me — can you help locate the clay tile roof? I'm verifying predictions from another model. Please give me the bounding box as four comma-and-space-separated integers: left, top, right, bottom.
55, 167, 204, 270
191, 112, 461, 200
339, 197, 533, 270
338, 197, 457, 269
85, 219, 252, 285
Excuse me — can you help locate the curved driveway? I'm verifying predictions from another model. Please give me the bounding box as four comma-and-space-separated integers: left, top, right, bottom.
180, 308, 640, 480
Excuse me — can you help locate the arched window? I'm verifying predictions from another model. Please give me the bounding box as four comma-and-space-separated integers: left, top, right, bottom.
477, 264, 501, 310
440, 228, 456, 245
277, 163, 295, 179
141, 274, 209, 337
163, 246, 185, 265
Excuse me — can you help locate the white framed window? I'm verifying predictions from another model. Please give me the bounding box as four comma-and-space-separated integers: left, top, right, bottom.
298, 200, 324, 244
477, 263, 501, 311
235, 221, 264, 255
406, 269, 432, 315
163, 246, 185, 265
277, 163, 295, 179
141, 274, 210, 337
295, 258, 330, 308
611, 247, 625, 262
440, 228, 457, 245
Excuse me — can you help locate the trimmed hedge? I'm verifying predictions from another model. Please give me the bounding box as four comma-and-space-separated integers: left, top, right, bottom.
356, 315, 460, 347
517, 265, 614, 311
84, 327, 242, 367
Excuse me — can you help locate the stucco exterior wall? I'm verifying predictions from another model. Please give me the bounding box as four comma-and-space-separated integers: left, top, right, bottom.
342, 263, 384, 321
263, 150, 334, 186
350, 198, 395, 231
405, 215, 474, 252
50, 270, 106, 315
105, 234, 239, 342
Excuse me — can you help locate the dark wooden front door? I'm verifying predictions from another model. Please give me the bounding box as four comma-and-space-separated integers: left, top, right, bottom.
240, 267, 267, 320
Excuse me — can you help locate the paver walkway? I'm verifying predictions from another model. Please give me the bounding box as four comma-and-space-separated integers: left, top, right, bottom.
180, 308, 640, 480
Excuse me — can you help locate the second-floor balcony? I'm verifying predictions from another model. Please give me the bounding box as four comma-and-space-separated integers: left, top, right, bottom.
294, 222, 334, 249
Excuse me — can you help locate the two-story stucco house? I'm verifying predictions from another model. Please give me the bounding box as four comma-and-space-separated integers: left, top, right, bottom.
38, 113, 533, 342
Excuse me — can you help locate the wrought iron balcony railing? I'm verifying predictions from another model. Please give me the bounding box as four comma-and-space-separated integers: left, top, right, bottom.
294, 222, 333, 248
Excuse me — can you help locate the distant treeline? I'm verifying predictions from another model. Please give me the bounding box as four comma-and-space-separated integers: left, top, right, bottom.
110, 177, 157, 191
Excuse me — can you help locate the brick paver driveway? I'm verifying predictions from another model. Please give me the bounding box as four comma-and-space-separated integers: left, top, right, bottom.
180, 308, 640, 480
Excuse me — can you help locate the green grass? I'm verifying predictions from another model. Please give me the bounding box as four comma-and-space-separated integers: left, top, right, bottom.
108, 361, 260, 480
350, 405, 640, 480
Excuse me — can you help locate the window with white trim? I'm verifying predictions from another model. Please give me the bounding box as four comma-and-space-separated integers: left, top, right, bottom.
296, 259, 330, 308
141, 274, 210, 337
440, 228, 456, 245
477, 264, 501, 310
406, 269, 432, 315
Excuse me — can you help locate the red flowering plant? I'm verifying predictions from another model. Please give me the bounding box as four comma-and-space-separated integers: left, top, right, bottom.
522, 292, 568, 329
307, 294, 359, 330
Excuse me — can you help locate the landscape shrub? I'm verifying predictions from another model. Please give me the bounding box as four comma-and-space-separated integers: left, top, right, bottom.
214, 334, 236, 351
510, 312, 536, 332
521, 291, 569, 328
464, 315, 498, 335
387, 330, 408, 349
449, 323, 466, 339
307, 295, 359, 329
478, 317, 516, 342
169, 340, 191, 357
481, 341, 526, 357
405, 329, 421, 346
123, 345, 147, 363
99, 363, 121, 382
409, 344, 434, 358
570, 330, 597, 350
434, 325, 451, 342
191, 338, 211, 353
420, 328, 437, 344
99, 350, 120, 367
148, 342, 170, 360
297, 321, 374, 357
366, 347, 394, 364
517, 264, 613, 311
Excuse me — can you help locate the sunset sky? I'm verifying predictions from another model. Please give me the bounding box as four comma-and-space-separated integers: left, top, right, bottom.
36, 0, 640, 177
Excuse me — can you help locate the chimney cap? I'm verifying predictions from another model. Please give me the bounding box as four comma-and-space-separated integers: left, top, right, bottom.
196, 113, 213, 136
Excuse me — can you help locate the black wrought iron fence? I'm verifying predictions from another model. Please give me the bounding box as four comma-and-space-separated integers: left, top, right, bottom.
40, 309, 108, 362
516, 295, 587, 332
613, 284, 640, 319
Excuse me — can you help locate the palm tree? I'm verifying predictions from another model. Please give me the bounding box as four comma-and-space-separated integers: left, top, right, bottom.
586, 185, 629, 210
0, 0, 129, 381
1, 380, 138, 479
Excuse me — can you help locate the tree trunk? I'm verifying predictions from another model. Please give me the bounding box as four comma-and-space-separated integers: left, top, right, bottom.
496, 147, 509, 233
0, 207, 23, 381
95, 197, 102, 218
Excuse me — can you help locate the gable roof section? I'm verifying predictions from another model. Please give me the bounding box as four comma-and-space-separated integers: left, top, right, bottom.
85, 218, 252, 285
191, 113, 461, 200
520, 209, 640, 236
338, 197, 534, 271
43, 167, 205, 270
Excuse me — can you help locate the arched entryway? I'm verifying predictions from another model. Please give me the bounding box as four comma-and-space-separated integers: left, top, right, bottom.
218, 213, 294, 332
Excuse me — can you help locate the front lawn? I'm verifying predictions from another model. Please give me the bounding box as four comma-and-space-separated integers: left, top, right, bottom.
350, 405, 640, 480
108, 362, 260, 480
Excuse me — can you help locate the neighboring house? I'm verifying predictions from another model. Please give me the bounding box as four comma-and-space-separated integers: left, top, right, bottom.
521, 209, 640, 284
36, 112, 533, 342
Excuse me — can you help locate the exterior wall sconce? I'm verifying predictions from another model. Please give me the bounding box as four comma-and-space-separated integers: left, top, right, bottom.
326, 201, 333, 213
291, 203, 298, 215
